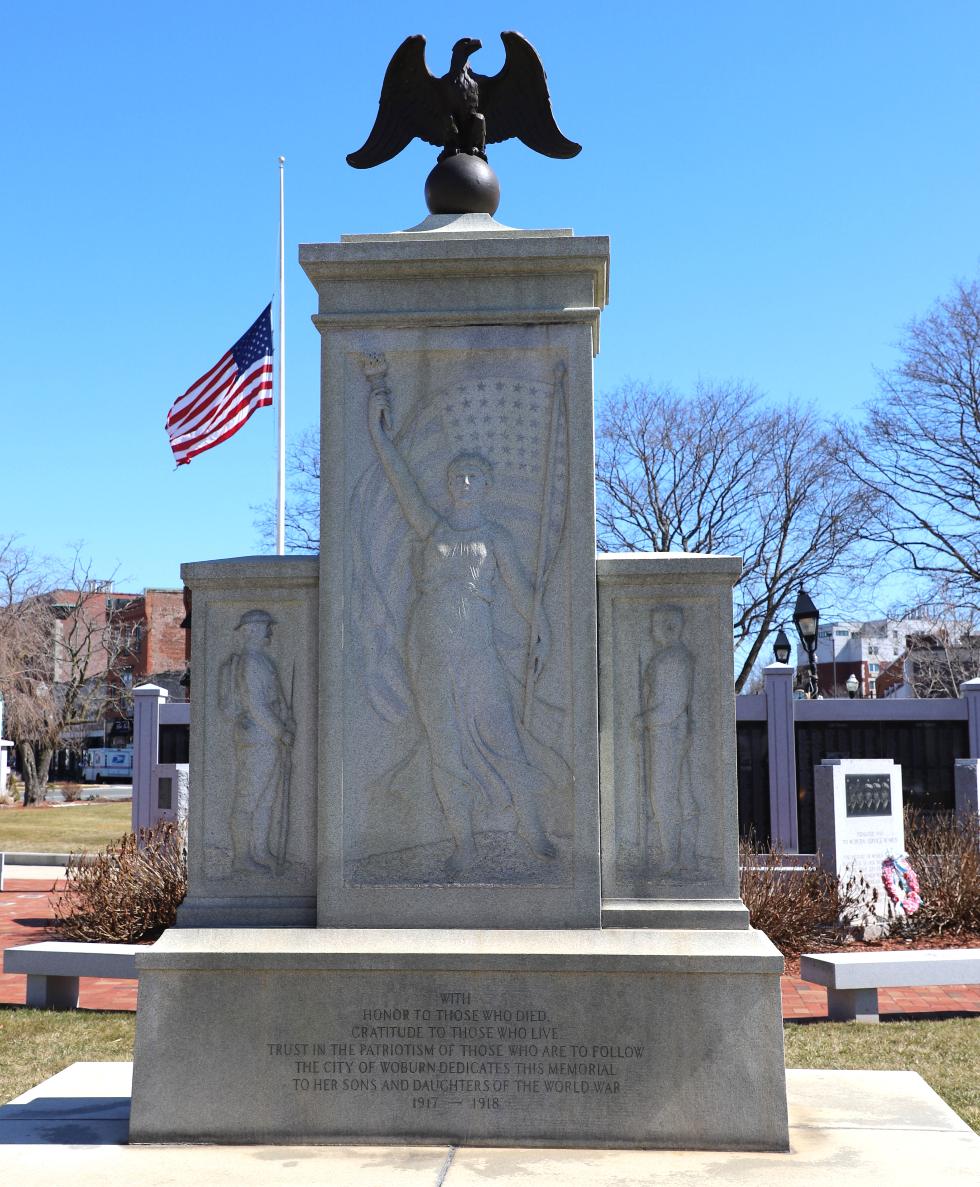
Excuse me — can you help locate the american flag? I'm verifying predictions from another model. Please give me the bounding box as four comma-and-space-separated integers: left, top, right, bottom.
166, 304, 274, 466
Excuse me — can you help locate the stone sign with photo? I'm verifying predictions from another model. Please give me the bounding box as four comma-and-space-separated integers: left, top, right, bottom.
814, 758, 905, 909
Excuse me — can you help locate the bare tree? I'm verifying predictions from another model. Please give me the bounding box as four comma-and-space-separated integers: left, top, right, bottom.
0, 539, 126, 804
253, 426, 320, 553
837, 278, 980, 608
0, 536, 56, 801
596, 381, 877, 689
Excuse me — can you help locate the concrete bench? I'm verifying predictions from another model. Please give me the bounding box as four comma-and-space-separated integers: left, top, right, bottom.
799, 950, 980, 1022
3, 942, 139, 1009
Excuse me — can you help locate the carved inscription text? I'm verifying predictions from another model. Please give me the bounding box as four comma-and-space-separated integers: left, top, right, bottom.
266, 990, 646, 1110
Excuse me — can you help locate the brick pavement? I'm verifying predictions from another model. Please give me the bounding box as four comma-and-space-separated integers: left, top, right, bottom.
0, 879, 138, 1011
1, 880, 978, 1019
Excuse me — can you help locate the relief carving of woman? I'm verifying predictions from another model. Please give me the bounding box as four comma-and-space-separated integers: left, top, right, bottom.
366, 375, 559, 875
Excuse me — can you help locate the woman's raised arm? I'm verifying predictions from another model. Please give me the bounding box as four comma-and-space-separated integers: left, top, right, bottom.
367, 386, 439, 540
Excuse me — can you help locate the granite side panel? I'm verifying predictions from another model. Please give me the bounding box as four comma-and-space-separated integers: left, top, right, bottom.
597, 555, 743, 908
178, 556, 318, 926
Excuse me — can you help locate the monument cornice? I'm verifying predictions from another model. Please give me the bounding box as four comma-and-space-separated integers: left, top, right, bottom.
596, 552, 743, 587
311, 305, 604, 353
300, 234, 610, 307
181, 555, 319, 590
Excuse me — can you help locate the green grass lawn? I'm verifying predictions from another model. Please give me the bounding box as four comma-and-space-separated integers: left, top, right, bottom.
0, 802, 133, 853
784, 1017, 979, 1132
0, 1007, 135, 1103
1, 1011, 976, 1131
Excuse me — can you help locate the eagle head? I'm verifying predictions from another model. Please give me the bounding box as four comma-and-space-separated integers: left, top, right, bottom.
451, 37, 482, 64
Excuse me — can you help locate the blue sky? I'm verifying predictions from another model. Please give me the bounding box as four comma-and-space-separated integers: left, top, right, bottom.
3, 2, 979, 592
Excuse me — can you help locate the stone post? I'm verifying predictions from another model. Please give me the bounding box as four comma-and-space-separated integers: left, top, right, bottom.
151, 762, 190, 827
0, 691, 8, 800
132, 684, 167, 834
954, 759, 980, 825
962, 677, 980, 757
764, 662, 799, 851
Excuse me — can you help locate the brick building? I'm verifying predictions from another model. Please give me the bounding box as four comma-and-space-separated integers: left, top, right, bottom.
113, 588, 190, 700
40, 584, 189, 776
812, 614, 978, 699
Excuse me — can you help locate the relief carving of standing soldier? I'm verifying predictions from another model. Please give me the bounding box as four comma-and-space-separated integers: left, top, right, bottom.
633, 606, 697, 873
219, 609, 295, 875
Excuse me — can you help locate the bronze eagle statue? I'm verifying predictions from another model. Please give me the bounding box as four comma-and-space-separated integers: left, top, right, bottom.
347, 32, 581, 170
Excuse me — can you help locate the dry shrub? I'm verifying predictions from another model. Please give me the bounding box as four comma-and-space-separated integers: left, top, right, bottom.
53, 820, 186, 942
60, 783, 83, 803
899, 810, 980, 939
739, 836, 874, 958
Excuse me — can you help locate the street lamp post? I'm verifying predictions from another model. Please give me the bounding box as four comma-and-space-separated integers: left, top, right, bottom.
793, 589, 820, 698
846, 673, 859, 699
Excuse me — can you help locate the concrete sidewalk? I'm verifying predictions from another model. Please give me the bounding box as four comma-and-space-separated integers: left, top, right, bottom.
1, 1064, 977, 1186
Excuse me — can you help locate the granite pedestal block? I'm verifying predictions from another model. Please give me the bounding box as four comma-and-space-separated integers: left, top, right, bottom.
130, 927, 787, 1150
301, 221, 609, 929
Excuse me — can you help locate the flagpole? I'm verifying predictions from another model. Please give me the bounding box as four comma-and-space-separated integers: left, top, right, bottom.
276, 155, 286, 556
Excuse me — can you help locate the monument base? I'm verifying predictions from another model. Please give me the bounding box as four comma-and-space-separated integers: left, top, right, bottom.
601, 898, 750, 929
130, 926, 788, 1150
176, 894, 316, 928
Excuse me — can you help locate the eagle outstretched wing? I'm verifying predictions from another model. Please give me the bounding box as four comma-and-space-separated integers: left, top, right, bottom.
476, 32, 581, 159
346, 35, 446, 169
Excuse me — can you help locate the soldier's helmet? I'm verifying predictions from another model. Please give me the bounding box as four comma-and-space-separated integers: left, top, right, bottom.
234, 608, 276, 630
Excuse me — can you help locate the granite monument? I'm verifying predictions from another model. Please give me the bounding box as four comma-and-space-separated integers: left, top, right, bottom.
130, 33, 787, 1151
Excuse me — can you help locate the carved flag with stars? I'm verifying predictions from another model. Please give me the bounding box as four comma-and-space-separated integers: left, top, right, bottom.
438, 378, 568, 507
